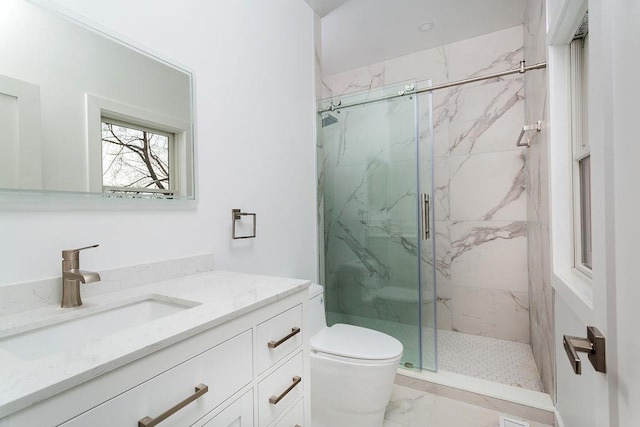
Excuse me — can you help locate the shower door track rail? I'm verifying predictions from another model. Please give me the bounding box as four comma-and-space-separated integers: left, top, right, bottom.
318, 60, 546, 113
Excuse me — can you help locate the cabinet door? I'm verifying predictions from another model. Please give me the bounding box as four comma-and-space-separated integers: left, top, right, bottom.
60, 330, 252, 427
258, 352, 304, 426
202, 391, 253, 427
270, 398, 303, 427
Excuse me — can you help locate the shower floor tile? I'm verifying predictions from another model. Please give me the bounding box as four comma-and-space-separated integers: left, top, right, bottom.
437, 330, 543, 392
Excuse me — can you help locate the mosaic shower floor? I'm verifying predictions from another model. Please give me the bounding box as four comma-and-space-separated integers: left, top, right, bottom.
437, 330, 543, 391
327, 312, 543, 392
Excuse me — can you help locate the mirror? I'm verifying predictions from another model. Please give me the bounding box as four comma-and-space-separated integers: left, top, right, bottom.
0, 0, 195, 199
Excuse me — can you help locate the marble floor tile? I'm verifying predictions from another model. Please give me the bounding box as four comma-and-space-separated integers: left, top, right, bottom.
428, 395, 552, 427
384, 384, 436, 426
384, 385, 553, 427
383, 420, 408, 427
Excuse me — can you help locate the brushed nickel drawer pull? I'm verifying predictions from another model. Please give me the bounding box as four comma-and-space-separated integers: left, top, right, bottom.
269, 376, 302, 404
138, 383, 208, 427
268, 327, 301, 348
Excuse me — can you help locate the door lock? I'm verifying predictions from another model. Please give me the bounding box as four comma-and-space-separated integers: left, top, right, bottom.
563, 326, 606, 375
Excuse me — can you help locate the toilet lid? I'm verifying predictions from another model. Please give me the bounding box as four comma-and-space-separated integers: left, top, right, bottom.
311, 324, 403, 361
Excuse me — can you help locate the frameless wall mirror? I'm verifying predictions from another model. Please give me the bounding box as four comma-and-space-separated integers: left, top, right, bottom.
0, 0, 195, 200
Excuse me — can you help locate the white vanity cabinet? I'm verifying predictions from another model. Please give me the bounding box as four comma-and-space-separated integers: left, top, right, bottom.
2, 288, 309, 427
195, 301, 306, 427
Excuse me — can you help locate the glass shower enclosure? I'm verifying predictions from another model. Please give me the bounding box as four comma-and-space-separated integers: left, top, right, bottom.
317, 81, 437, 371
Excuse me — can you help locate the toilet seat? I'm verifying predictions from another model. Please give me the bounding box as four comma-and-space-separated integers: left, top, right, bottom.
311, 323, 403, 362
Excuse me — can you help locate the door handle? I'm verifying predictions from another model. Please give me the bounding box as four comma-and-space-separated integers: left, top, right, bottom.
421, 193, 430, 240
563, 326, 606, 375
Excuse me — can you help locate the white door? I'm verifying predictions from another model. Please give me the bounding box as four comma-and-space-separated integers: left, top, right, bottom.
549, 0, 640, 426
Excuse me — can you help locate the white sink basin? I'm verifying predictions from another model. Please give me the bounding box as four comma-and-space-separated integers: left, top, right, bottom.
0, 296, 199, 360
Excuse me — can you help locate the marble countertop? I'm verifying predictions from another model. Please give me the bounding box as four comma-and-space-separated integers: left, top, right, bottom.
0, 270, 310, 418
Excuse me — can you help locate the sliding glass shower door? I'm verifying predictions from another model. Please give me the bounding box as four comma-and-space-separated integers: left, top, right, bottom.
317, 82, 436, 370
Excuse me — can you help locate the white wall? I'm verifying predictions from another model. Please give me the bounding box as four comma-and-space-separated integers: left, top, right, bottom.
0, 0, 319, 286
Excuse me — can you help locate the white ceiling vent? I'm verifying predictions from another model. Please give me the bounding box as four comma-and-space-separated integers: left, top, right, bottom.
500, 415, 530, 427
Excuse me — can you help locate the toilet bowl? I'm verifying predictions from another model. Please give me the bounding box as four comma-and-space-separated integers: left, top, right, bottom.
309, 283, 403, 427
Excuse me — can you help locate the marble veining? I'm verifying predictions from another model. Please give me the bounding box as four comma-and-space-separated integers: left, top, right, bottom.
448, 79, 524, 156
335, 220, 390, 278
450, 221, 526, 264
482, 158, 526, 221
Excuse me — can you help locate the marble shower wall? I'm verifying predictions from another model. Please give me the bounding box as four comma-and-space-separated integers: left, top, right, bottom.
322, 26, 530, 344
524, 0, 555, 397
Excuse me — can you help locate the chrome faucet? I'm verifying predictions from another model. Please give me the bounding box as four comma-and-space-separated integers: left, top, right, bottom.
61, 244, 101, 308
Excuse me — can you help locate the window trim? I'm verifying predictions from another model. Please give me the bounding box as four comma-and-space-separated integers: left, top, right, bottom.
569, 33, 592, 277
548, 0, 594, 310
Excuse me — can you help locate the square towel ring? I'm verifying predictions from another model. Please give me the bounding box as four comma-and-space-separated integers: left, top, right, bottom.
232, 209, 256, 239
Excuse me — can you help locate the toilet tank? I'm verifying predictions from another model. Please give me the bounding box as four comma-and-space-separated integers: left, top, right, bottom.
308, 283, 327, 337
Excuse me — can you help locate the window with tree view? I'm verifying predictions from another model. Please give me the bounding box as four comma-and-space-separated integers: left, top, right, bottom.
101, 119, 174, 198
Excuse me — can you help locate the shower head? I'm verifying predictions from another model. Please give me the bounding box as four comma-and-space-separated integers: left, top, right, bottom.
322, 113, 338, 128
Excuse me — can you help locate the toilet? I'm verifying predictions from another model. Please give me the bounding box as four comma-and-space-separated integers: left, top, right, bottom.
309, 283, 403, 427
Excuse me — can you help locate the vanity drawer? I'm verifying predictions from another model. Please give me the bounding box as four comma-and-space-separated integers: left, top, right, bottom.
60, 330, 253, 427
256, 304, 303, 374
270, 398, 304, 427
258, 351, 304, 426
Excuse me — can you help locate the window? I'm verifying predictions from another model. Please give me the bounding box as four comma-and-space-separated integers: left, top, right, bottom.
101, 118, 175, 198
570, 14, 592, 273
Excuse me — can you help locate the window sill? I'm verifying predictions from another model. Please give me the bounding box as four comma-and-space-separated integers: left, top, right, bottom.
0, 190, 197, 211
552, 268, 594, 325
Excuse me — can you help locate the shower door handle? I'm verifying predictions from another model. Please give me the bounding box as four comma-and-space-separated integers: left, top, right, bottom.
421, 193, 430, 240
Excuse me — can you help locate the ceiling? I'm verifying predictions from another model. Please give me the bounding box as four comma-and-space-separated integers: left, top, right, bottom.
305, 0, 527, 75
304, 0, 350, 18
